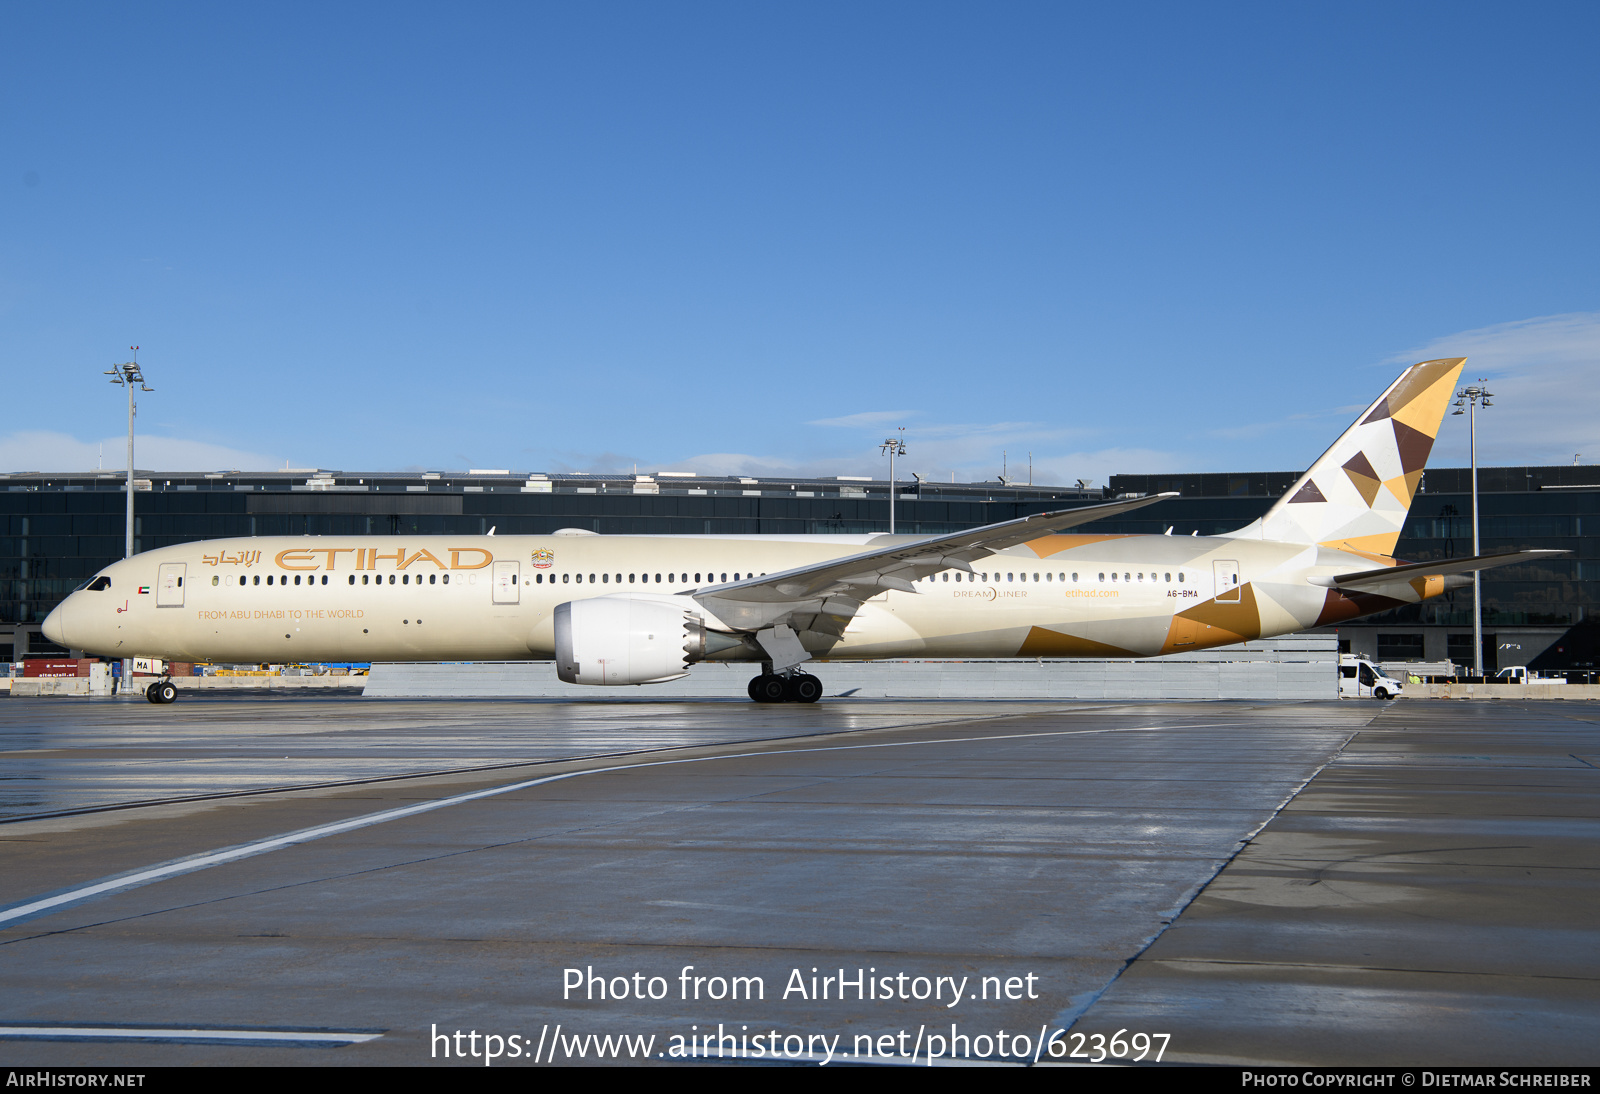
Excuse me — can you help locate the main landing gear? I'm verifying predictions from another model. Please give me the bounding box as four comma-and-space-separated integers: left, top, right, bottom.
145, 679, 178, 704
747, 672, 822, 704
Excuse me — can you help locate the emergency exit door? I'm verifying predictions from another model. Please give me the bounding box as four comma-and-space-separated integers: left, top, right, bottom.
492, 561, 520, 604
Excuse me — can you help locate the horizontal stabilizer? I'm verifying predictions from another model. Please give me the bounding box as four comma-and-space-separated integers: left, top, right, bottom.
1313, 549, 1569, 591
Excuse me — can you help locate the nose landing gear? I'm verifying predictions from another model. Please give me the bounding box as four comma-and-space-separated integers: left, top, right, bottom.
145, 679, 178, 704
747, 672, 822, 703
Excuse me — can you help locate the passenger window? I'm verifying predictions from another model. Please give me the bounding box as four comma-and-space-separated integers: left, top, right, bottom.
721, 573, 727, 582
254, 575, 260, 585
294, 574, 302, 585
1032, 572, 1039, 582
1164, 572, 1170, 582
401, 575, 408, 585
695, 573, 702, 582
322, 575, 328, 585
267, 575, 274, 586
575, 573, 583, 583
212, 576, 219, 586
362, 575, 369, 585
389, 574, 396, 585
1178, 572, 1185, 582
430, 574, 436, 584
563, 573, 570, 583
589, 574, 596, 583
602, 573, 609, 583
1072, 573, 1078, 581
349, 575, 355, 585
443, 574, 450, 584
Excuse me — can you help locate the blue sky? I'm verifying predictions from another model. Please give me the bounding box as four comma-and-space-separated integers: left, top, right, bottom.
4, 2, 1598, 484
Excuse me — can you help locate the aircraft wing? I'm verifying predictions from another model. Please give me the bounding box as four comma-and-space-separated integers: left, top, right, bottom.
690, 493, 1178, 661
1315, 548, 1569, 591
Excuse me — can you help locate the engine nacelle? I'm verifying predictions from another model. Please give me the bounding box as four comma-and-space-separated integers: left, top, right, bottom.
555, 596, 703, 686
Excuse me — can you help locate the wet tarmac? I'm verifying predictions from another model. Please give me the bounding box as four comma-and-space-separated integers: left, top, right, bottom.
0, 695, 1593, 1066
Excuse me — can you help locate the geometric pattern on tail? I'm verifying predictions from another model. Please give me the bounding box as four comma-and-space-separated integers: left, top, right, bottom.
1248, 357, 1465, 555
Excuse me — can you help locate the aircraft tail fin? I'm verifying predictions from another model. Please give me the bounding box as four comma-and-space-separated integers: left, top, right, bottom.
1232, 357, 1466, 556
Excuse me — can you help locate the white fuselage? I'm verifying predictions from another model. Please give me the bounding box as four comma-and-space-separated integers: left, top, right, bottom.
43, 531, 1417, 667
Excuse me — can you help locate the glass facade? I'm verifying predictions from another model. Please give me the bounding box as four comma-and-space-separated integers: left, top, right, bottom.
0, 470, 1099, 624
6, 465, 1595, 661
1107, 468, 1600, 630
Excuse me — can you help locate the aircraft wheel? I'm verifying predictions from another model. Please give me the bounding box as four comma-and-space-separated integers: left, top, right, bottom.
147, 680, 178, 704
751, 674, 789, 703
786, 674, 822, 703
145, 682, 162, 703
747, 676, 764, 701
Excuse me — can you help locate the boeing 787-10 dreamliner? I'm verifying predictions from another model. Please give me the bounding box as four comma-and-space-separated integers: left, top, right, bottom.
42, 357, 1560, 703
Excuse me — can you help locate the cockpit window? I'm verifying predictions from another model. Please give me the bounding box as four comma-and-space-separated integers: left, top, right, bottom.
85, 576, 111, 592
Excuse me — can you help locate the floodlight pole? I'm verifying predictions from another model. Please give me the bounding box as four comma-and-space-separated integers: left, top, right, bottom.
1452, 383, 1493, 676
105, 350, 151, 690
880, 429, 906, 535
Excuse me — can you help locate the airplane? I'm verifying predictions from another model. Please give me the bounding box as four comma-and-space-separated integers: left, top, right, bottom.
42, 357, 1562, 704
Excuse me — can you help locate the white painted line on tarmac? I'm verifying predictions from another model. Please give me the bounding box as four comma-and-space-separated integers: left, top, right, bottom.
0, 721, 1250, 929
0, 1025, 382, 1045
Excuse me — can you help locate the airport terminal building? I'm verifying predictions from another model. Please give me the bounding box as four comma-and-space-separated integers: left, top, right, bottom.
4, 464, 1597, 672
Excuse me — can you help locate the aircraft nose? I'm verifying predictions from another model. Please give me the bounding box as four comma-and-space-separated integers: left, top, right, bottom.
42, 599, 70, 647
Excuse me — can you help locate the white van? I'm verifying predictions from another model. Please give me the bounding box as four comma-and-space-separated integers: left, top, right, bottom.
1339, 654, 1404, 699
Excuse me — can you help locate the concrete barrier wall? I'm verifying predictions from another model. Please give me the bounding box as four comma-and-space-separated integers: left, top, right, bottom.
172, 676, 363, 691
364, 637, 1340, 700
6, 675, 362, 697
7, 678, 112, 697
1417, 682, 1600, 700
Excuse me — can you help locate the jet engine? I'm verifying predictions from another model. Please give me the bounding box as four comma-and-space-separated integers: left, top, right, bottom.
555, 596, 742, 685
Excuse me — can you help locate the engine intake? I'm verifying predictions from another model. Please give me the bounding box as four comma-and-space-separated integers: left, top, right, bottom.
555, 596, 712, 685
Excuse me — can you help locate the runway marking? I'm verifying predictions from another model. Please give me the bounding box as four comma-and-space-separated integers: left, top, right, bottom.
0, 721, 1260, 930
0, 1024, 382, 1046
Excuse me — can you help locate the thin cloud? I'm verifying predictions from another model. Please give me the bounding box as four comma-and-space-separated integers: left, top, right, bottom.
1388, 312, 1600, 467
0, 431, 281, 473
806, 410, 916, 428
658, 442, 1182, 489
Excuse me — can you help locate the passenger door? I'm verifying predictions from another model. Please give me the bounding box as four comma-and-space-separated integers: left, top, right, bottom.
1213, 560, 1241, 602
156, 563, 186, 607
493, 560, 520, 605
